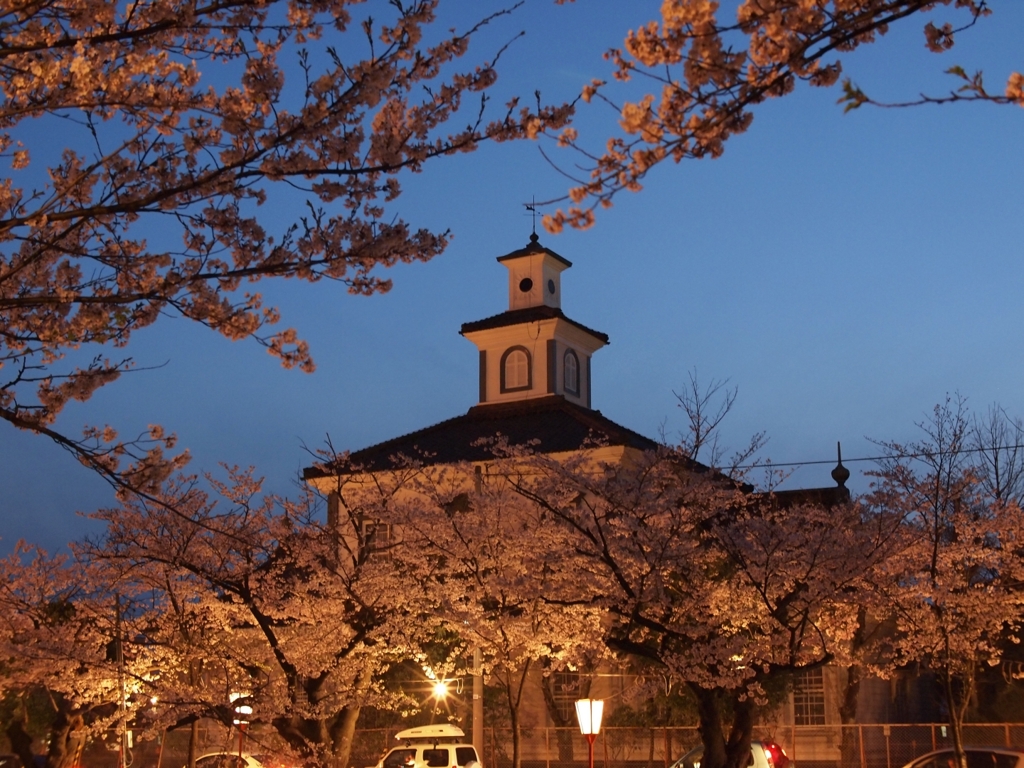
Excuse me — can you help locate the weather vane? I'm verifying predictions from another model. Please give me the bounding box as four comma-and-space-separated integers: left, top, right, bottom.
524, 196, 537, 236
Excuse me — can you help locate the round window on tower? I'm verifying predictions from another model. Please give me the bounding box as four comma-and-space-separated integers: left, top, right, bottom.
547, 279, 555, 295
519, 278, 533, 293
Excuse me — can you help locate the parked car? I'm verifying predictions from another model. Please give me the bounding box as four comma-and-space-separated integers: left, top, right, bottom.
0, 755, 46, 768
900, 748, 1024, 768
671, 740, 792, 768
193, 753, 272, 768
368, 725, 481, 768
192, 753, 299, 768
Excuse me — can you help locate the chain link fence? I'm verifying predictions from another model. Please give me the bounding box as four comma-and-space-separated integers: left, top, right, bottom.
79, 724, 1024, 768
352, 725, 1024, 768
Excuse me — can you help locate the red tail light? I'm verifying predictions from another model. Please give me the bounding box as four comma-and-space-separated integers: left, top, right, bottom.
763, 743, 789, 768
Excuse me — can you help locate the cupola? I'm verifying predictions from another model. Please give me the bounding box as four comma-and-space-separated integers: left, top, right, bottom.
499, 232, 570, 311
460, 234, 608, 409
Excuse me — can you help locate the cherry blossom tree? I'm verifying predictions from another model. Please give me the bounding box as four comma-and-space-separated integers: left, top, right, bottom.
0, 544, 141, 768
507, 445, 903, 768
544, 0, 1018, 231
866, 395, 1024, 768
0, 0, 572, 494
81, 463, 436, 768
384, 455, 606, 768
969, 403, 1024, 506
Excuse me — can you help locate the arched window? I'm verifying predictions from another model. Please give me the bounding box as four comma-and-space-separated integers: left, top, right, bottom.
563, 349, 580, 396
500, 346, 531, 392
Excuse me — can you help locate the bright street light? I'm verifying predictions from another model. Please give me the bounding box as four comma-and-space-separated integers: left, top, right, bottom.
230, 692, 252, 759
575, 698, 604, 768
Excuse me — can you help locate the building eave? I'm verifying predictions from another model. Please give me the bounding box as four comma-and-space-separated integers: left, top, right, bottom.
460, 305, 609, 344
496, 240, 572, 268
303, 395, 655, 479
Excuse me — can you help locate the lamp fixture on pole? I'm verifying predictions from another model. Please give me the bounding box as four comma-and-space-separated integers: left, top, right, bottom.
575, 699, 604, 768
230, 693, 252, 760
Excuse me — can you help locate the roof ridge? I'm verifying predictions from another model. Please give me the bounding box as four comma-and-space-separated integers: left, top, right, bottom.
569, 402, 663, 446
303, 397, 661, 478
496, 238, 572, 267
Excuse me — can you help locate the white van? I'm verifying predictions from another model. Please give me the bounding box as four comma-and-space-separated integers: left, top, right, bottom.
370, 725, 481, 768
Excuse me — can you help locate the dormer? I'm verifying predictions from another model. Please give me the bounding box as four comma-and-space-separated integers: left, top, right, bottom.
460, 234, 607, 409
498, 233, 571, 310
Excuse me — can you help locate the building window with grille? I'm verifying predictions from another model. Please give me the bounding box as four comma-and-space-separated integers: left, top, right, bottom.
360, 520, 392, 561
563, 349, 580, 396
500, 346, 531, 392
550, 671, 583, 723
793, 667, 826, 725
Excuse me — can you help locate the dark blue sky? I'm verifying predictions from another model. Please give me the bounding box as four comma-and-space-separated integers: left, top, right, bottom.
3, 0, 1022, 551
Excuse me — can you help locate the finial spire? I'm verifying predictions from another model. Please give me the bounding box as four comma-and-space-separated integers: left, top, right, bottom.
831, 441, 850, 488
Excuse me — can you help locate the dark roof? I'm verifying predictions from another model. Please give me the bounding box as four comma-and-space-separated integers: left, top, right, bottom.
303, 395, 658, 477
302, 396, 850, 504
460, 305, 609, 344
768, 485, 851, 508
496, 233, 572, 267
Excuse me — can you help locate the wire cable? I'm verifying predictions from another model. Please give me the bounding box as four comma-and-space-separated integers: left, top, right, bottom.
733, 442, 1024, 471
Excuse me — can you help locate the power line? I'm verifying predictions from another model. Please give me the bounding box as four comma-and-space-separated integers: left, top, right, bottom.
735, 442, 1024, 471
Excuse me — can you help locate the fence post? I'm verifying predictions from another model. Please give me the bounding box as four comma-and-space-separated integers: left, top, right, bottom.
859, 725, 867, 768
884, 725, 891, 768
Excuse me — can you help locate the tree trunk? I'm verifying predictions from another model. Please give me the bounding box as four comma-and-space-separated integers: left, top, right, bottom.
724, 699, 755, 768
690, 686, 755, 768
552, 731, 575, 764
943, 658, 974, 768
838, 608, 870, 768
539, 668, 592, 762
188, 720, 199, 768
838, 664, 863, 768
330, 704, 362, 768
187, 659, 200, 768
46, 702, 85, 768
509, 693, 522, 768
498, 662, 531, 768
328, 666, 373, 768
691, 686, 727, 768
6, 707, 36, 768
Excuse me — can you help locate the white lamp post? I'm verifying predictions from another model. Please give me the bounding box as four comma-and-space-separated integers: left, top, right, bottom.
575, 699, 604, 768
230, 693, 252, 761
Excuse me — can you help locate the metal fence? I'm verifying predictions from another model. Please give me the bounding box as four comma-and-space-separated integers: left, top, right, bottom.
82, 724, 1024, 768
351, 725, 1024, 768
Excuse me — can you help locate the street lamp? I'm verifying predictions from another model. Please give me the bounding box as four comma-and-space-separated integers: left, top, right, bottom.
575, 699, 603, 768
230, 692, 252, 760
